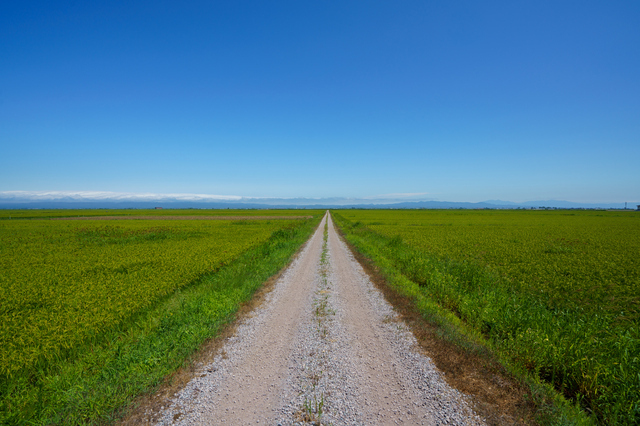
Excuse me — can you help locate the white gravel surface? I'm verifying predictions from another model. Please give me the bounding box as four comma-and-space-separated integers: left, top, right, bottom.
152, 212, 485, 425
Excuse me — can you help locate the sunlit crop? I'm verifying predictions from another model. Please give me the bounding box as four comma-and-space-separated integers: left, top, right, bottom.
0, 218, 299, 378
334, 209, 640, 424
0, 211, 322, 425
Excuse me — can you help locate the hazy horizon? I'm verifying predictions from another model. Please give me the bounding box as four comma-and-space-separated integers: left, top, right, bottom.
0, 190, 637, 209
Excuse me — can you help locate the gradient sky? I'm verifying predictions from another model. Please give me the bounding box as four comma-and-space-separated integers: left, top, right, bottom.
1, 1, 639, 203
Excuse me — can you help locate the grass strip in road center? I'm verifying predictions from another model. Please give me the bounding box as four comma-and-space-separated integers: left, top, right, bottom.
297, 218, 331, 424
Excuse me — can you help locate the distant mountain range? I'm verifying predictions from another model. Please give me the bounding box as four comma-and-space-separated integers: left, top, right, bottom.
0, 191, 636, 210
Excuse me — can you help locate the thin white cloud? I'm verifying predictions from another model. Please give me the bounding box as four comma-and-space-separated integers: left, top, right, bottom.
0, 191, 435, 206
367, 192, 431, 199
0, 191, 243, 202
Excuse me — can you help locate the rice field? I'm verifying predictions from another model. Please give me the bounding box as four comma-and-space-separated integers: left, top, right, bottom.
333, 209, 640, 424
0, 210, 322, 424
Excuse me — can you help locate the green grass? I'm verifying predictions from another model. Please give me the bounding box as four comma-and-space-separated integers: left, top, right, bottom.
1, 213, 322, 425
332, 210, 639, 425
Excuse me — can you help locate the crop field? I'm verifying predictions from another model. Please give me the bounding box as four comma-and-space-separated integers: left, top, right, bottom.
0, 210, 322, 424
333, 210, 639, 424
0, 208, 316, 220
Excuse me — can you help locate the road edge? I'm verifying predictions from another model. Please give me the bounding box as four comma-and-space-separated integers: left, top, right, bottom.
118, 215, 326, 425
329, 210, 548, 425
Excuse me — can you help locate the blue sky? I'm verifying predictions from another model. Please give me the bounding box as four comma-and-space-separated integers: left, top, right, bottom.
1, 1, 639, 203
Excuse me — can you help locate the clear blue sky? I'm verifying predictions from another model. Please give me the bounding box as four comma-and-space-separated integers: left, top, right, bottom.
1, 1, 639, 203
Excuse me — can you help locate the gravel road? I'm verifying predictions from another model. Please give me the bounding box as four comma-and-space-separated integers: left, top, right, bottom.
152, 212, 484, 425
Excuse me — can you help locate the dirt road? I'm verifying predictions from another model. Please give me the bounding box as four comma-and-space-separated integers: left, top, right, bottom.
152, 212, 483, 425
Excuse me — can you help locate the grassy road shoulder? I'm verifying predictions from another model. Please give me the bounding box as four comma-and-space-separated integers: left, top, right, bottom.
331, 211, 594, 425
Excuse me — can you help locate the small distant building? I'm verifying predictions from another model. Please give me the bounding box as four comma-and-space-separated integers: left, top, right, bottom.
637, 205, 640, 211
155, 207, 163, 210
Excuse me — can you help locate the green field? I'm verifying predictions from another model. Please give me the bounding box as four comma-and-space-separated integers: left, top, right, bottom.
0, 208, 316, 220
333, 209, 639, 425
0, 210, 322, 424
